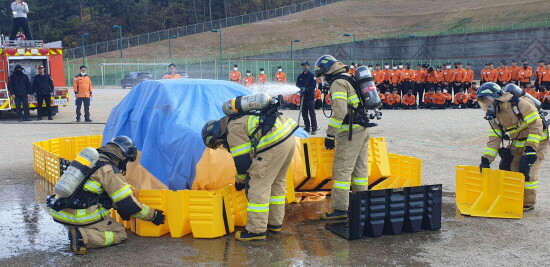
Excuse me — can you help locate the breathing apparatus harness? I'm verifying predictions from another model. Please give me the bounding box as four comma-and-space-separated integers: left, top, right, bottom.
484, 95, 549, 170
46, 154, 120, 212
326, 71, 381, 140
229, 95, 286, 158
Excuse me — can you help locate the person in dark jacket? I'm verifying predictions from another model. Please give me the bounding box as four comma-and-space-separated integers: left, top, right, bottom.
8, 64, 32, 122
296, 61, 318, 135
32, 65, 54, 120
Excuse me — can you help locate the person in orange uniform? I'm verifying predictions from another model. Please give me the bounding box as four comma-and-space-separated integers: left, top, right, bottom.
73, 65, 93, 122
372, 64, 386, 92
453, 62, 468, 95
540, 62, 550, 89
535, 60, 546, 90
229, 64, 241, 83
486, 63, 498, 83
401, 89, 417, 109
442, 88, 452, 106
467, 82, 478, 95
464, 63, 474, 89
414, 64, 426, 104
423, 87, 435, 108
525, 83, 538, 99
378, 91, 385, 107
314, 88, 323, 109
425, 66, 438, 91
274, 66, 287, 84
288, 94, 301, 109
348, 62, 357, 75
243, 70, 254, 87
442, 63, 456, 92
400, 63, 415, 96
539, 86, 550, 110
388, 64, 401, 93
467, 86, 479, 108
162, 63, 182, 79
452, 89, 469, 109
383, 63, 392, 88
430, 88, 448, 109
435, 65, 444, 86
383, 88, 401, 109
518, 63, 533, 87
496, 61, 512, 87
509, 60, 521, 85
257, 68, 268, 84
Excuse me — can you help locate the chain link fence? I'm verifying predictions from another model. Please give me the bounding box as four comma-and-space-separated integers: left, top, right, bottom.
67, 57, 528, 88
65, 0, 342, 60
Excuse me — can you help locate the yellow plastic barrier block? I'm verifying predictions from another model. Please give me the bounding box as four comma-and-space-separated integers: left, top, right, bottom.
296, 137, 334, 191
372, 154, 422, 190
231, 187, 248, 227
285, 160, 297, 204
110, 209, 132, 229
456, 166, 524, 219
132, 189, 170, 236
367, 137, 391, 184
166, 190, 191, 237
189, 187, 234, 238
456, 165, 483, 215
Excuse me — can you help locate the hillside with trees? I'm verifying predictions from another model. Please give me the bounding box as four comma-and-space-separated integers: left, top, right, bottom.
0, 0, 309, 47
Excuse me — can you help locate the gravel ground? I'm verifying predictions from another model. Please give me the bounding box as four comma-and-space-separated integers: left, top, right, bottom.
1, 87, 550, 266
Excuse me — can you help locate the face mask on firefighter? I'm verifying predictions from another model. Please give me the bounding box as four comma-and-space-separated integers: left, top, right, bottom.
234, 68, 238, 71
260, 71, 265, 74
278, 69, 282, 72
399, 65, 403, 68
446, 66, 451, 69
392, 67, 397, 70
368, 67, 373, 71
350, 65, 355, 69
246, 73, 251, 76
384, 65, 389, 69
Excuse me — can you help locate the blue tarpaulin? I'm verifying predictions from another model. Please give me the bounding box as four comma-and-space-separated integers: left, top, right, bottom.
103, 79, 307, 190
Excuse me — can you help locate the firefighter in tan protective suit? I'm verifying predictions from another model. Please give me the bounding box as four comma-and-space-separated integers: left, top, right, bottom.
477, 82, 549, 211
201, 110, 298, 241
47, 136, 165, 254
314, 55, 370, 219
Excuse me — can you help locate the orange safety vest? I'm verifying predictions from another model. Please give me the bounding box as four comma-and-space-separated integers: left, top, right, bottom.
73, 75, 93, 98
162, 73, 182, 79
244, 76, 254, 86
257, 74, 268, 84
454, 68, 467, 83
372, 70, 385, 84
274, 72, 287, 83
229, 71, 241, 83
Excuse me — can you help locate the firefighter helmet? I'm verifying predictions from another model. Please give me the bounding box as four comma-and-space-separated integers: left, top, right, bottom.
477, 82, 503, 99
108, 136, 137, 161
202, 119, 223, 149
314, 55, 337, 77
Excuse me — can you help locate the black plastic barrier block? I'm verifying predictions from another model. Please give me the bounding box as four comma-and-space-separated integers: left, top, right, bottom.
422, 184, 442, 231
364, 190, 386, 237
326, 184, 442, 240
383, 188, 405, 235
403, 186, 425, 233
326, 192, 365, 240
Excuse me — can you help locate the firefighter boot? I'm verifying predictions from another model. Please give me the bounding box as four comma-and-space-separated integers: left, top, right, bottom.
267, 224, 282, 233
320, 209, 348, 220
235, 230, 266, 241
68, 227, 87, 255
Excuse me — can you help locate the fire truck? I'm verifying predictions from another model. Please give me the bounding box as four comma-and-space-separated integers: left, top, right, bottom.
0, 39, 69, 118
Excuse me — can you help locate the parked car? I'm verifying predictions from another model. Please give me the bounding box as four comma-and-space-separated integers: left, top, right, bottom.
121, 72, 153, 89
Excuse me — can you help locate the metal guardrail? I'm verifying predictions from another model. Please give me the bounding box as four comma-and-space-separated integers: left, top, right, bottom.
65, 0, 342, 59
